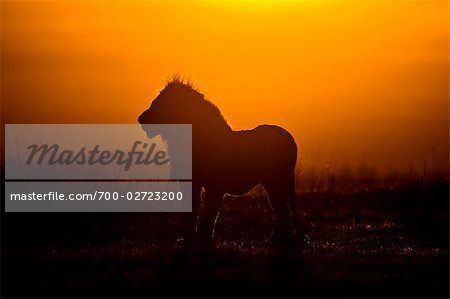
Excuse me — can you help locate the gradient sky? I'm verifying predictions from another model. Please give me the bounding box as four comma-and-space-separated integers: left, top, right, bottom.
2, 0, 449, 175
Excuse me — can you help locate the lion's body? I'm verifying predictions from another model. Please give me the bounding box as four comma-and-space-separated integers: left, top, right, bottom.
222, 125, 297, 195
139, 78, 302, 245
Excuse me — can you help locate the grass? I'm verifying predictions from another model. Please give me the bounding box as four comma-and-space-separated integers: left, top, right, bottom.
1, 181, 449, 298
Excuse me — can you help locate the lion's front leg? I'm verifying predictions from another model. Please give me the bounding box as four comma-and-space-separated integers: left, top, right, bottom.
179, 182, 202, 246
197, 185, 224, 245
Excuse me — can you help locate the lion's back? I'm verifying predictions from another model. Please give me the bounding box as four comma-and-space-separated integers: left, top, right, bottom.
217, 125, 297, 191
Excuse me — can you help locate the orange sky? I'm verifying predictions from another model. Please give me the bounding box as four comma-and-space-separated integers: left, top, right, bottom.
1, 0, 449, 176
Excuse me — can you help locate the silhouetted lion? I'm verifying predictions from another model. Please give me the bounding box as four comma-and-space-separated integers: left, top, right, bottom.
138, 77, 303, 246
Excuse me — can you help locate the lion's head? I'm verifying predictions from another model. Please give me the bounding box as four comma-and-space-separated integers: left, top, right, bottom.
138, 76, 230, 138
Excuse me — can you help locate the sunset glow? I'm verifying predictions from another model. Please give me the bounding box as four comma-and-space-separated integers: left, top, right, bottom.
2, 0, 448, 177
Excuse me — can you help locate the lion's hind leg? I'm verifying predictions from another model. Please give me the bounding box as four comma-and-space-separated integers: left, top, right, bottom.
264, 181, 296, 246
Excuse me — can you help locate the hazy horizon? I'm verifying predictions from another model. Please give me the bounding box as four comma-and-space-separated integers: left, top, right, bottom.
2, 0, 449, 178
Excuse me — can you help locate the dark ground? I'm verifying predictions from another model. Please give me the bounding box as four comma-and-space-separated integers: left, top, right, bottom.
1, 181, 449, 298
